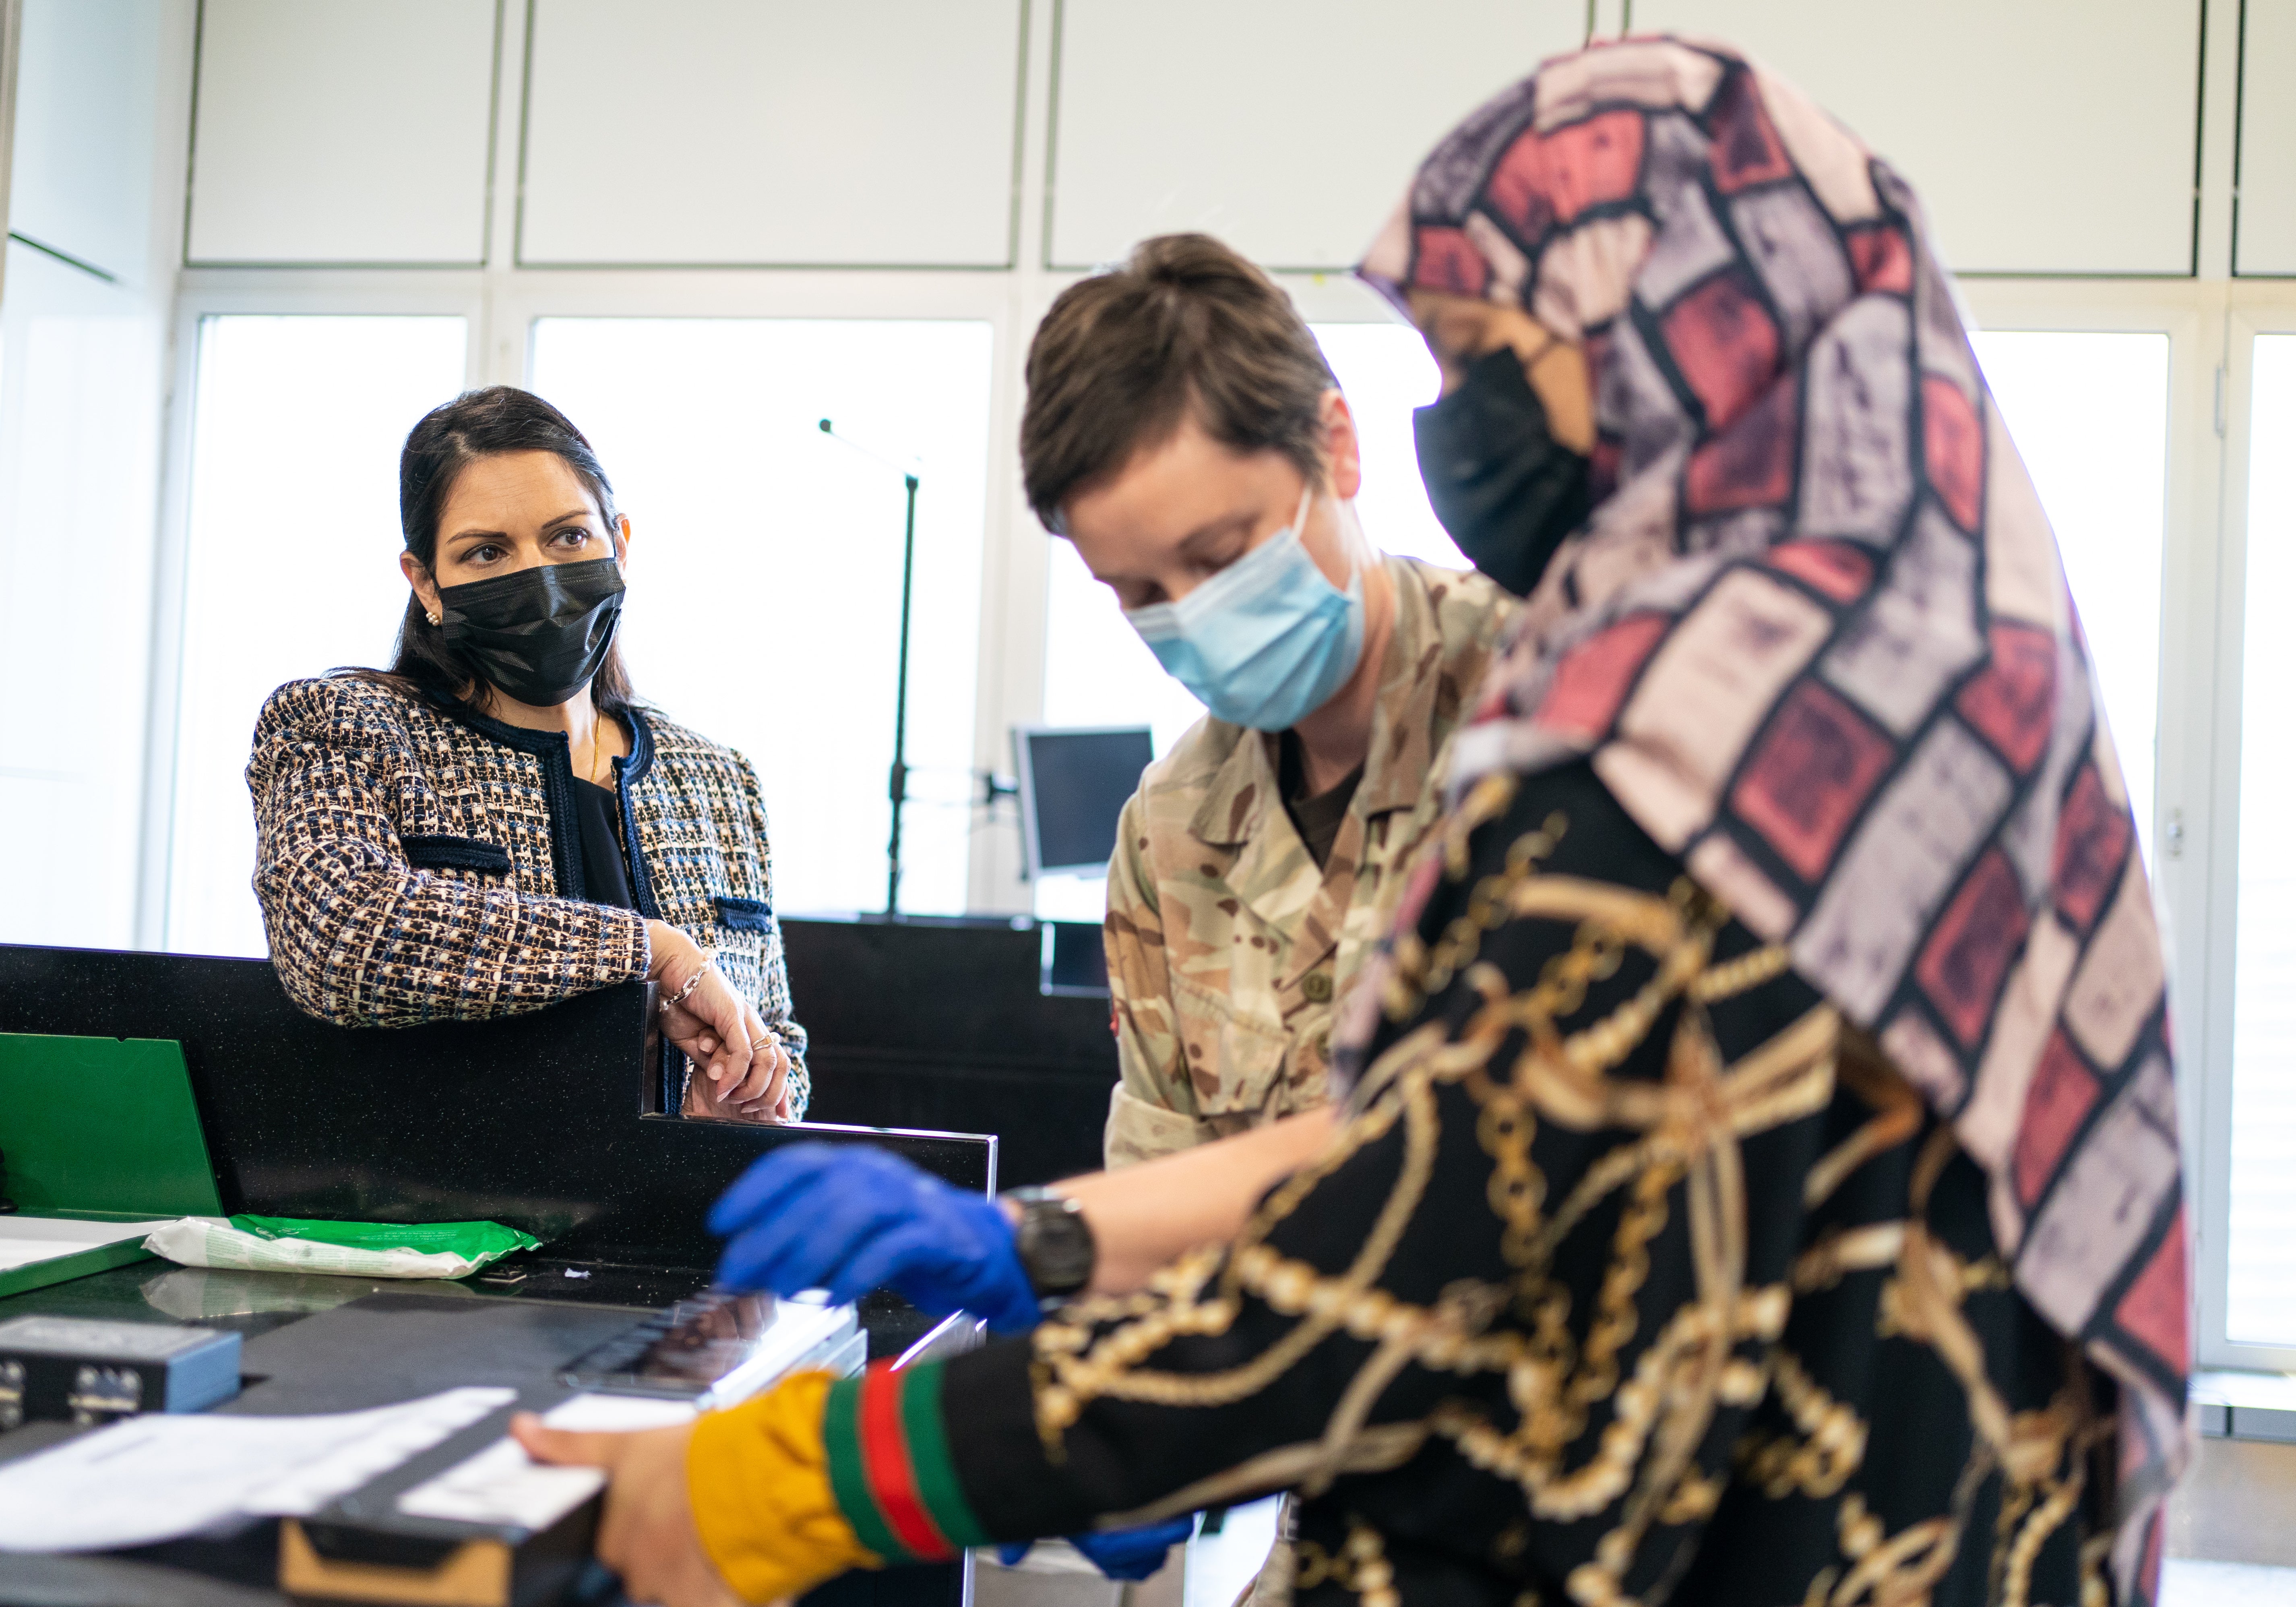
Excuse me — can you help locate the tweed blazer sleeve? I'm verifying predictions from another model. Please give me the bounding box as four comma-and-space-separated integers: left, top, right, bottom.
732, 751, 810, 1114
248, 678, 651, 1028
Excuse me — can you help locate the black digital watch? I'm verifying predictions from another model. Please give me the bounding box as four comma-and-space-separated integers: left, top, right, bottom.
1003, 1186, 1095, 1305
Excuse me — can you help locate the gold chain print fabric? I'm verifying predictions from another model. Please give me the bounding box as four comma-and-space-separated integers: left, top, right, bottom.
942, 763, 2118, 1607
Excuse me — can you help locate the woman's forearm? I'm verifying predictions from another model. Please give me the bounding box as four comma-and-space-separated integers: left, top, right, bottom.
1049, 1107, 1338, 1295
259, 853, 647, 1028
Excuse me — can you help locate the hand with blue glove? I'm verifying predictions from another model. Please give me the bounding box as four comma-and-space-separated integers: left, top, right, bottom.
998, 1516, 1196, 1581
708, 1144, 1043, 1333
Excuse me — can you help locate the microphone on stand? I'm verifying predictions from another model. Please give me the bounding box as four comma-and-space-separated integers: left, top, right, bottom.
818, 418, 922, 920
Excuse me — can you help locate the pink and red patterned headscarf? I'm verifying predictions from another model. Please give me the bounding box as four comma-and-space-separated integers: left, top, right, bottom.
1357, 36, 2188, 1598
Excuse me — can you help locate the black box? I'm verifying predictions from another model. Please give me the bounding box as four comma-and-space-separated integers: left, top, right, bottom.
0, 1314, 241, 1426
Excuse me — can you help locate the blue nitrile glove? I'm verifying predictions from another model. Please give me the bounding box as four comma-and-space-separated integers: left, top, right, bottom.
708, 1144, 1042, 1333
997, 1516, 1196, 1581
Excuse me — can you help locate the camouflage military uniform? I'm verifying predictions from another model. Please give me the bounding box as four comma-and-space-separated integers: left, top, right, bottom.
1102, 556, 1513, 1165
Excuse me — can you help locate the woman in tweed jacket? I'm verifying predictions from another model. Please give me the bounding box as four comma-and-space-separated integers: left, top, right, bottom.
248, 387, 808, 1121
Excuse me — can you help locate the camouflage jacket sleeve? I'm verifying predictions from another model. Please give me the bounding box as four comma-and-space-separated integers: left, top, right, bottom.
1101, 792, 1216, 1166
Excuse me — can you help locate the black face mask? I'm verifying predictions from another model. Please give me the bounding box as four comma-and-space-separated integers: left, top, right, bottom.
438, 556, 626, 707
1413, 345, 1593, 597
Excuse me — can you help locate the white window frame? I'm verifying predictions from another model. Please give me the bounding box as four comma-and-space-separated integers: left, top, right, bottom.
143, 267, 1056, 937
1946, 277, 2296, 1375
2195, 289, 2296, 1372
140, 276, 487, 950
1962, 284, 2217, 1169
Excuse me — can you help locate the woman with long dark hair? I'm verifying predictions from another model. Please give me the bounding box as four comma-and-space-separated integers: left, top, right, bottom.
248, 385, 806, 1121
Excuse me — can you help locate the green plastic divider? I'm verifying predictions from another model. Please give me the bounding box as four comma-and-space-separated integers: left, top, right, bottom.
0, 1033, 224, 1297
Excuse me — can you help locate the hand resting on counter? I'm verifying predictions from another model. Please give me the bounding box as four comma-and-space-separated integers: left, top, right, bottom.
647, 919, 792, 1122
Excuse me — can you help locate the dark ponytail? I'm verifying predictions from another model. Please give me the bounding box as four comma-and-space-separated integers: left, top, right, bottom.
342, 385, 637, 717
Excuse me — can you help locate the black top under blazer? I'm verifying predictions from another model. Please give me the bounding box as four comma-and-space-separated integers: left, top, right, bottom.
246, 674, 808, 1116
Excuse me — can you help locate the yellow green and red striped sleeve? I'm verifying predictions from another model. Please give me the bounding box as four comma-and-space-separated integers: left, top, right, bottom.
822, 1360, 993, 1561
686, 1370, 880, 1603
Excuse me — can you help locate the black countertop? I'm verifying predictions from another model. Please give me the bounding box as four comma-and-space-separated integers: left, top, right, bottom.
0, 1259, 962, 1607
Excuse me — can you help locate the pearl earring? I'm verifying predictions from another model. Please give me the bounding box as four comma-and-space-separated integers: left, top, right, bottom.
426, 610, 441, 626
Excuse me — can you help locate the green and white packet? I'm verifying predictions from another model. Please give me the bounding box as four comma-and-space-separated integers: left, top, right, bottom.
143, 1215, 539, 1280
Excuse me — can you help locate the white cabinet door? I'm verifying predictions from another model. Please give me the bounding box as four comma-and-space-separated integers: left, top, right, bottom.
2238, 0, 2296, 273
185, 0, 498, 266
518, 0, 1024, 268
1632, 0, 2201, 275
8, 0, 169, 283
1046, 0, 1585, 271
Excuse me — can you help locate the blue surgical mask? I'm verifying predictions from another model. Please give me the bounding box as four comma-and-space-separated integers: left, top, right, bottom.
1123, 486, 1366, 732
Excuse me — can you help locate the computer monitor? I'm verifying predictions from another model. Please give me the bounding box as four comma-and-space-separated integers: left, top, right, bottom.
1014, 726, 1155, 879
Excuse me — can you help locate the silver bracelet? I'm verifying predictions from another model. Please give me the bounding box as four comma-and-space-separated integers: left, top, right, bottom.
659, 951, 716, 1013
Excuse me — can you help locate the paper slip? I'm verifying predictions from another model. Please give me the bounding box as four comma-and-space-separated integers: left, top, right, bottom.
541, 1393, 699, 1432
389, 1392, 702, 1530
0, 1218, 183, 1272
245, 1388, 519, 1517
397, 1439, 605, 1531
0, 1386, 513, 1553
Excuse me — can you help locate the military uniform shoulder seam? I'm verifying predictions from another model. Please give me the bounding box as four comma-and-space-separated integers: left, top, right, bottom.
1136, 716, 1235, 797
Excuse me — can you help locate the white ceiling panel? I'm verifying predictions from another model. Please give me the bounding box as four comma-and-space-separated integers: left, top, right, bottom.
2238, 0, 2296, 274
519, 0, 1024, 268
8, 0, 169, 283
185, 0, 498, 267
1632, 0, 2200, 275
1047, 1, 1585, 271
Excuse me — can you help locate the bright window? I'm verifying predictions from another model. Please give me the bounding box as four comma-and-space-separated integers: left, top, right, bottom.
1968, 331, 2167, 865
1315, 323, 1467, 573
529, 318, 993, 918
0, 241, 169, 950
2228, 334, 2296, 1346
1038, 325, 2169, 829
167, 314, 469, 958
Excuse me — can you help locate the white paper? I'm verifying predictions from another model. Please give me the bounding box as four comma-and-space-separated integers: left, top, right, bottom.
1183, 1494, 1283, 1607
395, 1438, 605, 1531
0, 1386, 514, 1553
388, 1392, 707, 1533
0, 1218, 182, 1272
389, 1392, 709, 1532
244, 1388, 517, 1517
540, 1393, 699, 1432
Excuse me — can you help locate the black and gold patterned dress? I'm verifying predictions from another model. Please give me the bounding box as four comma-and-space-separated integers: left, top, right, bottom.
917, 764, 2120, 1607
